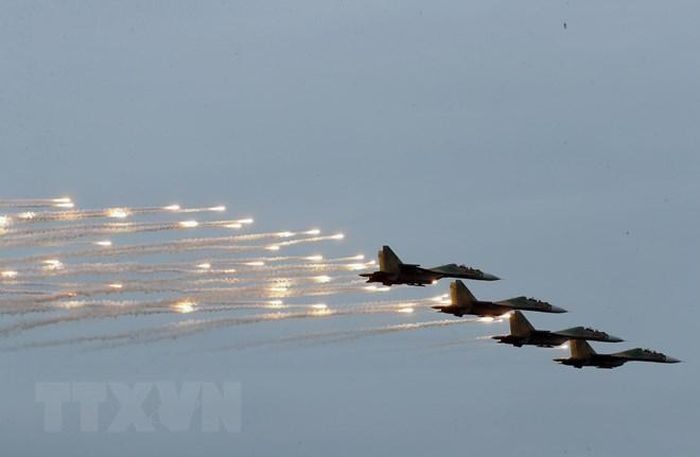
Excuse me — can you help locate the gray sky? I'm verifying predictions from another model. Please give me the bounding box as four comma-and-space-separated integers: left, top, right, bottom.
1, 1, 698, 456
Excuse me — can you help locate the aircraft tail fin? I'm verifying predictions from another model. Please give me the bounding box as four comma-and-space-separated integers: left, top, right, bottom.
450, 280, 476, 307
378, 245, 403, 273
570, 340, 596, 359
509, 311, 535, 337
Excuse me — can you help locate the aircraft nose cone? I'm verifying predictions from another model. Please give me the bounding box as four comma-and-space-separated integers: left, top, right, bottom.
550, 305, 568, 313
665, 356, 682, 363
483, 273, 500, 281
608, 335, 625, 343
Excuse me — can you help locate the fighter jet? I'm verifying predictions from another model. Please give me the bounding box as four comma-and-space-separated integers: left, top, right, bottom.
492, 311, 623, 348
359, 245, 499, 286
554, 340, 681, 369
432, 280, 567, 317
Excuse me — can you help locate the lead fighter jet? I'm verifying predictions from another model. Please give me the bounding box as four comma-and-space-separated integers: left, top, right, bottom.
554, 340, 681, 369
493, 311, 623, 347
432, 280, 567, 317
359, 245, 499, 286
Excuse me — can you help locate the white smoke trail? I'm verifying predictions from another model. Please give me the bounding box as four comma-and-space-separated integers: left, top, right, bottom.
1, 267, 372, 322
0, 255, 365, 281
5, 204, 229, 225
0, 233, 336, 267
0, 197, 73, 209
74, 306, 414, 348
2, 261, 369, 284
0, 274, 367, 311
0, 197, 410, 352
220, 318, 479, 350
0, 297, 437, 340
0, 219, 249, 247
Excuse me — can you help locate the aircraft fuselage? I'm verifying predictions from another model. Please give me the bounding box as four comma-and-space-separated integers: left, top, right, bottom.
433, 300, 513, 318
360, 268, 436, 286
554, 356, 626, 369
493, 331, 567, 348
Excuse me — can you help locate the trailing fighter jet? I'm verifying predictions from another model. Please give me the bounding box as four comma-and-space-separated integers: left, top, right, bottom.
554, 340, 681, 369
432, 280, 566, 317
359, 245, 499, 286
492, 311, 623, 347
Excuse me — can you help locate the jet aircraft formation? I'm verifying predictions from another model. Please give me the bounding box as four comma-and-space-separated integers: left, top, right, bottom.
361, 246, 680, 369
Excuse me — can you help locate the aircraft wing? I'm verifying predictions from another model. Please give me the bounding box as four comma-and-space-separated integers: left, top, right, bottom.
426, 264, 500, 281
611, 348, 680, 363
553, 327, 623, 342
495, 296, 567, 313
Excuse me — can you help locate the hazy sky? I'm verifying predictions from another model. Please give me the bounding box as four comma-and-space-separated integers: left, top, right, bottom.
1, 1, 698, 456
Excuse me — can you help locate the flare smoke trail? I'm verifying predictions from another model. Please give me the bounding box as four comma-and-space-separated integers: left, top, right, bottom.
0, 273, 369, 313
2, 204, 228, 225
0, 219, 252, 247
0, 233, 337, 268
0, 197, 73, 209
1, 306, 429, 350
0, 255, 358, 277
0, 196, 452, 351
0, 296, 437, 339
1, 259, 372, 282
220, 318, 480, 350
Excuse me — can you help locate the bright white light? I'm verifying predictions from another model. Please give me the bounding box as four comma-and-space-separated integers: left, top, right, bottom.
305, 255, 324, 262
42, 259, 64, 271
196, 263, 211, 270
310, 303, 328, 310
313, 275, 332, 283
305, 229, 321, 236
106, 208, 129, 219
1, 270, 18, 279
310, 306, 332, 316
267, 300, 286, 309
0, 216, 9, 227
237, 218, 254, 225
397, 307, 415, 314
18, 212, 36, 220
52, 197, 72, 204
277, 231, 295, 238
364, 285, 390, 292
94, 240, 112, 247
500, 311, 513, 319
107, 283, 123, 289
265, 245, 280, 251
223, 223, 242, 229
163, 204, 181, 211
209, 205, 226, 212
244, 261, 265, 267
479, 317, 495, 323
271, 279, 292, 288
179, 220, 199, 228
173, 300, 197, 314
346, 263, 368, 271
331, 233, 345, 240
54, 202, 74, 208
60, 300, 84, 309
